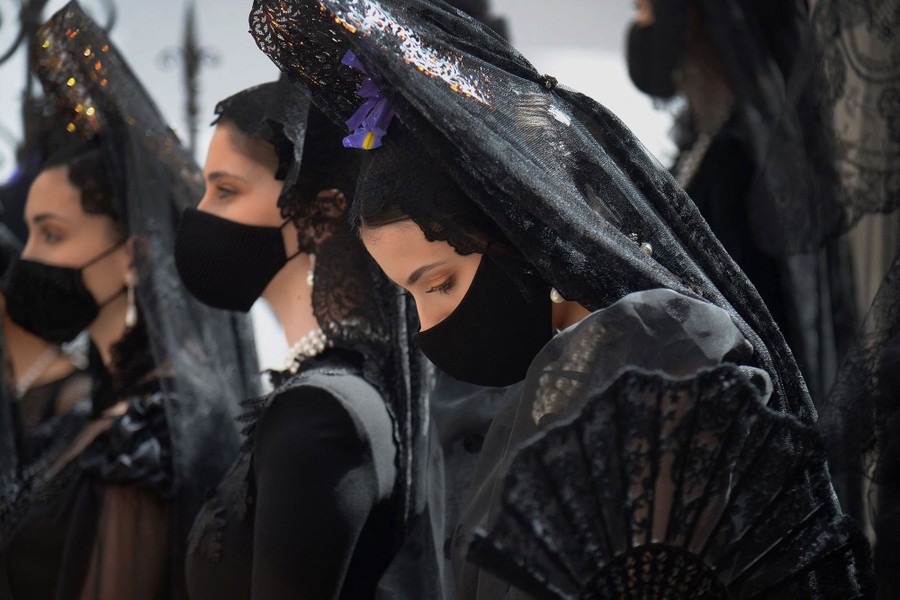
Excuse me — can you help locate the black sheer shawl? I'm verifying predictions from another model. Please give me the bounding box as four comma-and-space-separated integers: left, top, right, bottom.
249, 0, 814, 425
0, 3, 261, 597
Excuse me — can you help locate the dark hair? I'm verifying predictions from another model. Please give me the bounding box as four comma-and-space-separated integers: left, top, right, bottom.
212, 82, 297, 182
43, 143, 120, 223
351, 126, 501, 252
355, 198, 413, 230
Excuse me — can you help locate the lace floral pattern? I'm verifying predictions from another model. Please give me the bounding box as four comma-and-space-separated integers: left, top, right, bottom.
250, 0, 818, 429
810, 0, 900, 224
467, 366, 874, 598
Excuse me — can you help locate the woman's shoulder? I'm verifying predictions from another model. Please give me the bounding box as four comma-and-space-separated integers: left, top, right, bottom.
256, 372, 397, 497
571, 288, 747, 352
527, 288, 758, 424
265, 373, 393, 450
272, 370, 390, 431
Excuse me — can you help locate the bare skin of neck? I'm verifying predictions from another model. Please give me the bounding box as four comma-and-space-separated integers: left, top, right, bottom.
2, 308, 73, 389
261, 225, 318, 347
552, 299, 591, 331
89, 292, 129, 369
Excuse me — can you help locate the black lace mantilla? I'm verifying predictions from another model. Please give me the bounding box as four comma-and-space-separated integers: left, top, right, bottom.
187, 351, 363, 563
808, 0, 900, 226
249, 0, 818, 431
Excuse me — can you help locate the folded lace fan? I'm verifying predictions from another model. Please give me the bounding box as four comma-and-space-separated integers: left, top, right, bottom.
468, 366, 872, 599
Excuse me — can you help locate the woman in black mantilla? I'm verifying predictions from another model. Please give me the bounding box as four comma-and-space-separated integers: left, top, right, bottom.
250, 0, 874, 597
0, 222, 91, 496
176, 79, 429, 599
0, 4, 257, 598
625, 0, 858, 406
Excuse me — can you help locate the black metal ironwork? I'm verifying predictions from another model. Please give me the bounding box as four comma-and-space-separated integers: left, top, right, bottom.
159, 1, 219, 155
0, 0, 116, 173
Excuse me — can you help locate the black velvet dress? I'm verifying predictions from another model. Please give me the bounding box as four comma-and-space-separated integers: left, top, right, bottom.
185, 350, 399, 600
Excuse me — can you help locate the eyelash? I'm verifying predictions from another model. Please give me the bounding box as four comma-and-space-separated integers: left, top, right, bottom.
41, 228, 62, 244
426, 277, 455, 296
217, 186, 236, 198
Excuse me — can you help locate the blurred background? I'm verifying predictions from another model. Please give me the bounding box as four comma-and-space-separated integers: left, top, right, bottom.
0, 0, 674, 369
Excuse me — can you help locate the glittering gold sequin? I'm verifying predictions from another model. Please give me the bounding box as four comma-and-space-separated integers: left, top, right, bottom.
330, 1, 492, 105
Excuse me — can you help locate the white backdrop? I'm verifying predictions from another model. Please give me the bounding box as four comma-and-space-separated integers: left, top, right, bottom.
0, 0, 675, 371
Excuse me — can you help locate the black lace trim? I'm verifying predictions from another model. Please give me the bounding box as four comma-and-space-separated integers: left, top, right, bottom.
467, 366, 874, 597
589, 544, 729, 599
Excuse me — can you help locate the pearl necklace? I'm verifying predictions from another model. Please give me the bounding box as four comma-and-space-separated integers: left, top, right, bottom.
673, 118, 728, 189
283, 328, 332, 374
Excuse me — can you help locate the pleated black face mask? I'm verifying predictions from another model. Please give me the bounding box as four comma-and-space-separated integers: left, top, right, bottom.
413, 256, 553, 388
626, 7, 688, 100
2, 241, 126, 344
174, 207, 299, 313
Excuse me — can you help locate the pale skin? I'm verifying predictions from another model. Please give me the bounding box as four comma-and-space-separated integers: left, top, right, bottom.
360, 221, 590, 333
634, 0, 654, 26
21, 165, 133, 369
0, 297, 76, 403
631, 0, 734, 134
197, 121, 317, 346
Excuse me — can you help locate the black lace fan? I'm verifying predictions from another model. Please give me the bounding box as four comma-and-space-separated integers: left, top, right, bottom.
467, 366, 873, 599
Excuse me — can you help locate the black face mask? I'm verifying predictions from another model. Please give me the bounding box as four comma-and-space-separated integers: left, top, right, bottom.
2, 241, 126, 344
626, 6, 689, 100
413, 256, 553, 388
174, 208, 299, 313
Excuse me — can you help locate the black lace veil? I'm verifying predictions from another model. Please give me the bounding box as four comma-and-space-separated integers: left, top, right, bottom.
661, 0, 844, 256
0, 225, 23, 504
249, 0, 816, 424
213, 79, 429, 546
819, 250, 900, 586
31, 0, 261, 579
801, 0, 900, 229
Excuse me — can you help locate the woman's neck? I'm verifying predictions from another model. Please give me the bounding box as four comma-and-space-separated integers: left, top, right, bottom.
3, 309, 73, 388
89, 293, 129, 369
552, 300, 591, 331
262, 253, 318, 347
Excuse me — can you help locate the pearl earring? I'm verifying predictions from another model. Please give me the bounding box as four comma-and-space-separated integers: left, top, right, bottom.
307, 253, 316, 287
125, 274, 137, 328
550, 287, 565, 304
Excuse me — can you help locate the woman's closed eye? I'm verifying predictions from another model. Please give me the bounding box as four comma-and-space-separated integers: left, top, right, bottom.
426, 276, 455, 295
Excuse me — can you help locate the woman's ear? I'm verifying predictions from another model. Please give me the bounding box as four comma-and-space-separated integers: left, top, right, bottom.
120, 236, 137, 285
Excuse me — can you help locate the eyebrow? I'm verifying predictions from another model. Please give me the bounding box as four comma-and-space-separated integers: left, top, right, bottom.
31, 213, 67, 224
206, 171, 249, 183
407, 261, 447, 286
